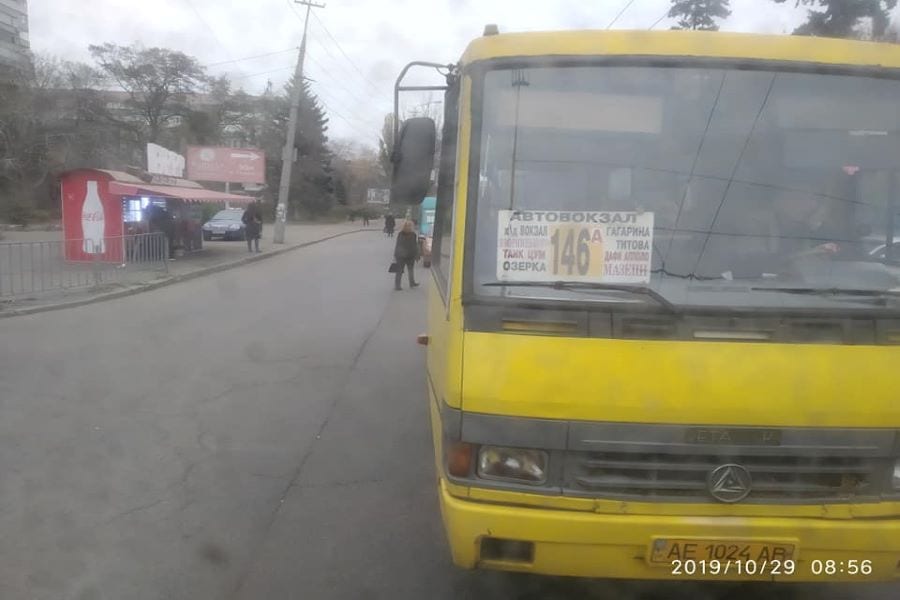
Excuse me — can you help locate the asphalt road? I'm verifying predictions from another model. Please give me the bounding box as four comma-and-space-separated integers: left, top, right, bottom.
0, 231, 896, 600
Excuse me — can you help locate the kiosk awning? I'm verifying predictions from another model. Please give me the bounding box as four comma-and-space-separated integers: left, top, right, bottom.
109, 181, 254, 204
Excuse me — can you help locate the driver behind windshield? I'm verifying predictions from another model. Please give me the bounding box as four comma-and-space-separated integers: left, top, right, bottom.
702, 170, 862, 280
770, 177, 854, 259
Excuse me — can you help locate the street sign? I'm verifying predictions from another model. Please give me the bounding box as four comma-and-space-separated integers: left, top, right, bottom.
186, 146, 266, 184
147, 143, 185, 177
366, 188, 390, 205
149, 174, 180, 186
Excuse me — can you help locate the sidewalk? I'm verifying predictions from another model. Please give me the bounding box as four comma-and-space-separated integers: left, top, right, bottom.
0, 223, 371, 318
166, 223, 362, 277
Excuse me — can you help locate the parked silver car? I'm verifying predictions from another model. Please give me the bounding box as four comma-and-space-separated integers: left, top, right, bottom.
202, 209, 246, 241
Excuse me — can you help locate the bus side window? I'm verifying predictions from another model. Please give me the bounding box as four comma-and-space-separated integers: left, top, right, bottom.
432, 78, 460, 299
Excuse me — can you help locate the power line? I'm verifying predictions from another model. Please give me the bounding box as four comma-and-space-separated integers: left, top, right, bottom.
310, 81, 380, 126
304, 51, 390, 111
300, 76, 377, 140
304, 50, 372, 104
305, 34, 359, 79
296, 47, 386, 135
285, 2, 387, 114
286, 0, 391, 120
688, 74, 778, 279
180, 0, 231, 56
320, 101, 374, 136
607, 0, 639, 29
305, 32, 391, 102
310, 11, 383, 95
207, 48, 298, 67
317, 96, 375, 141
285, 0, 312, 28
649, 8, 670, 30
308, 80, 381, 129
307, 83, 384, 143
283, 4, 376, 107
230, 65, 295, 80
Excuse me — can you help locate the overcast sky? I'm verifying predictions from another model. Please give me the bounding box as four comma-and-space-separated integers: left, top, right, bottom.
27, 0, 888, 148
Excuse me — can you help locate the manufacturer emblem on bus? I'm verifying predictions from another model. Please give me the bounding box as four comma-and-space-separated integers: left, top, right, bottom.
707, 464, 753, 503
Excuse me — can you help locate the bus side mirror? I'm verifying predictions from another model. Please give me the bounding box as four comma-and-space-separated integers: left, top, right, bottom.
391, 117, 436, 206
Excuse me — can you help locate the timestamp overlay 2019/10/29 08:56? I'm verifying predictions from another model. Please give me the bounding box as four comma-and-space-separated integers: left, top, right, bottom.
667, 558, 875, 578
652, 539, 877, 578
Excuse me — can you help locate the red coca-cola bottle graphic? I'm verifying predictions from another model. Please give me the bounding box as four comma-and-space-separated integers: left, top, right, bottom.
81, 181, 105, 254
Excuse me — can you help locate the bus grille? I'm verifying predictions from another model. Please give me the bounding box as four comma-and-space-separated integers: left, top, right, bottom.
565, 452, 885, 503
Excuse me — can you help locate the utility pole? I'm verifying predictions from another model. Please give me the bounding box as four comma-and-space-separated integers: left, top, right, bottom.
273, 0, 325, 244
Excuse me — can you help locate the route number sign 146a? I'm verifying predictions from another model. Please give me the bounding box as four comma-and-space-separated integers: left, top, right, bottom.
496, 210, 655, 285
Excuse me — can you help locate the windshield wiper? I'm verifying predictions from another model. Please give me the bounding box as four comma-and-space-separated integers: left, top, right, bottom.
483, 281, 677, 313
750, 286, 900, 298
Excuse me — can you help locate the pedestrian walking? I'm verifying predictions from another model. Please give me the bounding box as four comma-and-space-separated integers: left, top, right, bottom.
392, 220, 420, 290
384, 213, 396, 237
242, 203, 262, 253
363, 213, 370, 227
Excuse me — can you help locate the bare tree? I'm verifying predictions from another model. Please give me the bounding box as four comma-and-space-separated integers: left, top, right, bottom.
331, 140, 381, 205
88, 43, 209, 144
378, 113, 394, 182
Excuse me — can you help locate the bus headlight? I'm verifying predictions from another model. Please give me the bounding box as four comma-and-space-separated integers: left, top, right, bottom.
893, 459, 900, 490
477, 446, 548, 485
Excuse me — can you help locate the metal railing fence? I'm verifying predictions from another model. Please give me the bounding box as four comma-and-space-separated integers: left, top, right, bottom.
0, 232, 169, 298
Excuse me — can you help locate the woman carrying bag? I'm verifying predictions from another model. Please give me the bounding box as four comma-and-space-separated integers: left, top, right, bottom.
390, 220, 420, 290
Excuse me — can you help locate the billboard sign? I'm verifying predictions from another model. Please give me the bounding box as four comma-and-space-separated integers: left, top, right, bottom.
366, 188, 390, 205
147, 143, 185, 177
186, 146, 266, 184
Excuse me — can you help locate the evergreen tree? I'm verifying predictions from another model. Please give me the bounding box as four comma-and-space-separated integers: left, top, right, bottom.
284, 76, 334, 218
669, 0, 732, 31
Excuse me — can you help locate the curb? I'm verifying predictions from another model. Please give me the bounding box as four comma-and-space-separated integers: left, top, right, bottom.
0, 229, 368, 320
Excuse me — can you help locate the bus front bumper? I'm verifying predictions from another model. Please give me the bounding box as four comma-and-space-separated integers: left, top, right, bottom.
439, 480, 900, 582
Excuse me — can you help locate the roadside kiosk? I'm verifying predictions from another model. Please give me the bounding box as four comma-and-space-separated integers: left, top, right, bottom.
59, 169, 253, 263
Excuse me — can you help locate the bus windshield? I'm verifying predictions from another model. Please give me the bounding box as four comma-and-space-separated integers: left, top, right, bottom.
472, 65, 900, 311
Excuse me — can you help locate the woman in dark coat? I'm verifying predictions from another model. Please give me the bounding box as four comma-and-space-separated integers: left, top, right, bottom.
393, 220, 420, 290
242, 204, 262, 253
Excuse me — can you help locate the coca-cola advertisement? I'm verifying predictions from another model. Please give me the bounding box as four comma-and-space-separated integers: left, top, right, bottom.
61, 170, 124, 263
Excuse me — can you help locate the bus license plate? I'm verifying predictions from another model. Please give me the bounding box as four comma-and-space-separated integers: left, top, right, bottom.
649, 538, 795, 565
